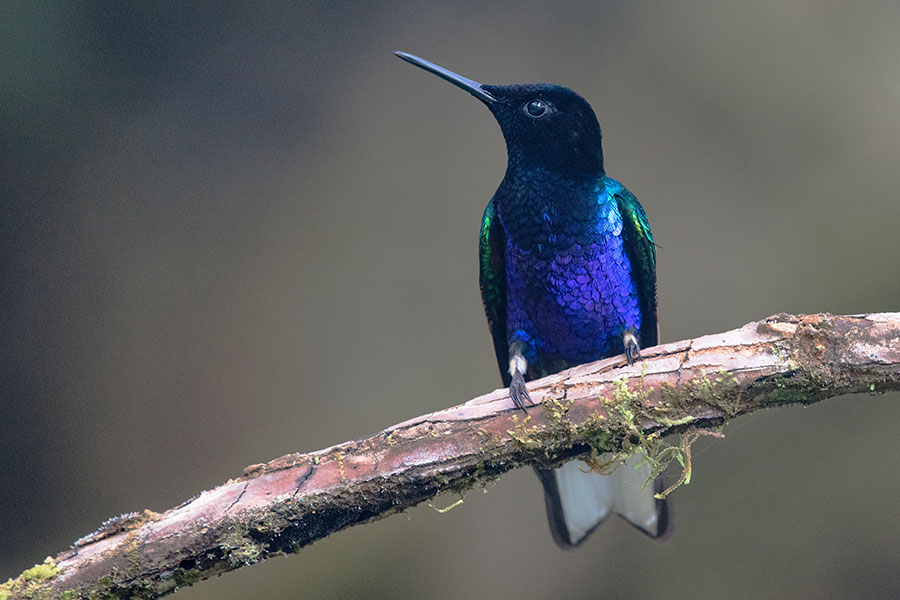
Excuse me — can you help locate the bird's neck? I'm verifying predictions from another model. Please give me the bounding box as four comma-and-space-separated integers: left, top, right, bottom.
503, 138, 605, 179
496, 166, 609, 245
499, 164, 605, 211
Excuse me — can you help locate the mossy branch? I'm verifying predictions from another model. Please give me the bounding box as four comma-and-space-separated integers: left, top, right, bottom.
4, 312, 899, 600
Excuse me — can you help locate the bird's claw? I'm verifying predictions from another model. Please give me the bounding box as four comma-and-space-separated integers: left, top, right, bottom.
510, 371, 534, 413
623, 329, 641, 366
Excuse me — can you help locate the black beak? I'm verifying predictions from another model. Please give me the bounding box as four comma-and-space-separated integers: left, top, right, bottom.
394, 51, 497, 104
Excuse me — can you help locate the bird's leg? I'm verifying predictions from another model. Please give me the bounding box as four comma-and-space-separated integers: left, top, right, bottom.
623, 328, 641, 365
508, 346, 534, 413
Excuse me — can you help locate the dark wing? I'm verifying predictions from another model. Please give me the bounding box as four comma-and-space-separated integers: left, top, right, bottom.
479, 198, 510, 386
615, 187, 658, 349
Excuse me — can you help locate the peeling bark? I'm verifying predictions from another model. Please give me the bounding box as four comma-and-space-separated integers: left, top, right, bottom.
4, 312, 899, 599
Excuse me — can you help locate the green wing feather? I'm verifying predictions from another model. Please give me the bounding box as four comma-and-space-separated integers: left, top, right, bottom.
478, 198, 511, 386
615, 188, 659, 349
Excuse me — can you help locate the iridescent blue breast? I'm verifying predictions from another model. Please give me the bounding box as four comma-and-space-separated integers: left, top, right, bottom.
502, 178, 641, 373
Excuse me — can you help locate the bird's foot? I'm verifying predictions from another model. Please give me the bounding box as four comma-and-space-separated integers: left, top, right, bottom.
623, 329, 641, 366
509, 370, 535, 413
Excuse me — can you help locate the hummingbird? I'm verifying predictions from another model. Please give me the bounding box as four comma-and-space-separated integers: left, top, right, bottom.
395, 52, 669, 547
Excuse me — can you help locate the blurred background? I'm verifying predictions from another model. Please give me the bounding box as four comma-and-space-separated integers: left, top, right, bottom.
2, 2, 900, 599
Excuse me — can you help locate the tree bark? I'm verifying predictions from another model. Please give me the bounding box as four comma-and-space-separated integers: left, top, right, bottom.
4, 312, 899, 599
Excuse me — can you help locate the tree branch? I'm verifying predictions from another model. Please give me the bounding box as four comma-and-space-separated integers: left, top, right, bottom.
5, 312, 899, 599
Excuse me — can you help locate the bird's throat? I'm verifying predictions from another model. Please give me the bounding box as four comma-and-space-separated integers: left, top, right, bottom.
496, 168, 606, 248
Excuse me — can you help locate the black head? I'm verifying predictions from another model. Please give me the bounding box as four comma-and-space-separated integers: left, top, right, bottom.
395, 52, 604, 178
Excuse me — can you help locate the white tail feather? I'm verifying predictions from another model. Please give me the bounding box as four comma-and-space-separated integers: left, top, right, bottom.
553, 453, 662, 545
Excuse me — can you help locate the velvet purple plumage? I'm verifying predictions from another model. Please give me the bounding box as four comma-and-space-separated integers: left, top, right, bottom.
497, 172, 641, 375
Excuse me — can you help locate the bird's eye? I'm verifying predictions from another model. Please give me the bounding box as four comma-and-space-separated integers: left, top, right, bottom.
524, 99, 548, 118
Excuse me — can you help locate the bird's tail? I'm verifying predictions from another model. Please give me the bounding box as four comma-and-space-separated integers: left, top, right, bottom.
534, 452, 670, 548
